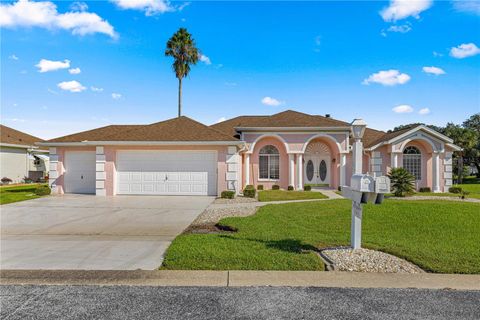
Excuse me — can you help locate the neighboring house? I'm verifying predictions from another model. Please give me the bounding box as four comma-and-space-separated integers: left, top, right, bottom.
0, 124, 49, 183
38, 110, 460, 196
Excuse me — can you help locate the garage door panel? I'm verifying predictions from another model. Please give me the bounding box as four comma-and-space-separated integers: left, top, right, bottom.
64, 151, 96, 194
116, 151, 217, 196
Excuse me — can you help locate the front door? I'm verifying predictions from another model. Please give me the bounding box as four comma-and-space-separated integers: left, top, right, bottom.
304, 155, 330, 185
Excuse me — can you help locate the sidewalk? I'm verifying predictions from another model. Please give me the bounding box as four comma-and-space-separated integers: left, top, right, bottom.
2, 270, 479, 291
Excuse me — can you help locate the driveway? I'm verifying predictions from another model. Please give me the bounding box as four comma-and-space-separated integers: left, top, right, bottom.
0, 195, 213, 270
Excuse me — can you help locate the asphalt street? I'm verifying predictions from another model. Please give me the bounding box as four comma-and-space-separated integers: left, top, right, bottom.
1, 285, 479, 320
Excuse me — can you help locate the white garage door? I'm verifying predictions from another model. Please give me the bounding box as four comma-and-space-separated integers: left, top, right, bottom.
116, 151, 217, 196
64, 151, 96, 194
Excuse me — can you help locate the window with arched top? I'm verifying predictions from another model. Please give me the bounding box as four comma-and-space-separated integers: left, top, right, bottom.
403, 146, 421, 180
259, 145, 280, 180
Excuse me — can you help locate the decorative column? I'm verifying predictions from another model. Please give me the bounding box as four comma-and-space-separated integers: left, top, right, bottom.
226, 146, 240, 193
370, 151, 383, 177
433, 152, 441, 193
297, 154, 303, 190
339, 153, 347, 187
244, 153, 250, 187
95, 146, 106, 196
289, 154, 295, 188
48, 147, 59, 194
444, 152, 453, 192
391, 152, 400, 169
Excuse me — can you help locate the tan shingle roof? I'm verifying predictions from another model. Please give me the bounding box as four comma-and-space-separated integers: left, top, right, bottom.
48, 116, 238, 143
0, 124, 44, 147
364, 127, 413, 148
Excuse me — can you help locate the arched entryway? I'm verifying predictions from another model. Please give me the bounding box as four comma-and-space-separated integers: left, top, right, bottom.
304, 142, 331, 186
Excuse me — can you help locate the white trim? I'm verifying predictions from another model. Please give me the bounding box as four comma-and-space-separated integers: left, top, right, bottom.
242, 130, 350, 135
0, 143, 37, 149
38, 141, 243, 147
446, 143, 462, 152
246, 134, 290, 154
236, 126, 351, 132
300, 133, 345, 154
398, 136, 442, 153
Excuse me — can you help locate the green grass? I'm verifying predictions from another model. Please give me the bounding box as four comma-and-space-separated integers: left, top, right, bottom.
0, 184, 46, 205
162, 199, 480, 273
258, 190, 328, 202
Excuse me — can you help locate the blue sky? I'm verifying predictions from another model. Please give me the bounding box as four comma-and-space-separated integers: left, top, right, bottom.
1, 0, 479, 139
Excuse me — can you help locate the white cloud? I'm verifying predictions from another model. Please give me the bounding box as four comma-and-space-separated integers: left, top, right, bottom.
111, 93, 122, 99
261, 96, 283, 106
450, 43, 480, 59
199, 54, 211, 65
380, 0, 432, 22
362, 69, 411, 86
452, 0, 480, 15
68, 67, 81, 74
433, 51, 443, 57
9, 54, 19, 60
225, 82, 237, 87
57, 80, 86, 92
387, 24, 411, 33
392, 104, 414, 113
0, 0, 117, 38
418, 108, 430, 115
111, 0, 175, 16
91, 86, 104, 92
70, 1, 88, 12
422, 66, 445, 75
36, 59, 70, 72
215, 117, 226, 123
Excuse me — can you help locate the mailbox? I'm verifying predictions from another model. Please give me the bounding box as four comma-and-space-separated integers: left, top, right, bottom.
375, 176, 391, 194
350, 174, 375, 193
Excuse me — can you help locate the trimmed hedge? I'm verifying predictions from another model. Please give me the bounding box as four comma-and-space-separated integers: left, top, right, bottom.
272, 185, 280, 190
449, 186, 462, 194
419, 187, 431, 193
304, 185, 312, 191
243, 185, 256, 198
221, 191, 235, 199
257, 185, 264, 190
287, 185, 294, 191
34, 185, 51, 196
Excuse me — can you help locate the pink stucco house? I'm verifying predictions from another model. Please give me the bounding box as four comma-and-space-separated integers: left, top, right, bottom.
39, 110, 460, 196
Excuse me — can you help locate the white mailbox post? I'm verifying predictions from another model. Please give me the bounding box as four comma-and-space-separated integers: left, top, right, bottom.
342, 118, 391, 249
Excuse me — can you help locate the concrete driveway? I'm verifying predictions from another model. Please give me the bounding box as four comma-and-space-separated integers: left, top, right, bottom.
1, 195, 213, 270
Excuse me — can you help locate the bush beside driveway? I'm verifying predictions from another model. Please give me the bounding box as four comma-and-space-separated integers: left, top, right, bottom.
162, 199, 480, 273
0, 184, 46, 205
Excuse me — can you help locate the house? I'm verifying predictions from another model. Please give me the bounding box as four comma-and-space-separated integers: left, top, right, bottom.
38, 110, 460, 196
0, 124, 49, 183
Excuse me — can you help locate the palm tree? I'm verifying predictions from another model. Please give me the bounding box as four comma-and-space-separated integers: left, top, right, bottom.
165, 28, 199, 117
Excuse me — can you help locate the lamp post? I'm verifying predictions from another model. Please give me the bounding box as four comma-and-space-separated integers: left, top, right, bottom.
350, 119, 367, 249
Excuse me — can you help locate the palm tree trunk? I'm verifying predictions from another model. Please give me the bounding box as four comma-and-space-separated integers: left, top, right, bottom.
178, 78, 182, 117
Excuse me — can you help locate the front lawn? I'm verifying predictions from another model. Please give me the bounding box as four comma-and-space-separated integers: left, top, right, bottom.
162, 199, 480, 273
258, 190, 328, 202
0, 184, 46, 205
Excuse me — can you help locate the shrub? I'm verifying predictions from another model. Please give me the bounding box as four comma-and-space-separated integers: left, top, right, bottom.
449, 186, 462, 194
419, 187, 431, 193
287, 185, 294, 191
23, 177, 33, 184
243, 185, 256, 198
304, 185, 312, 191
257, 185, 264, 190
272, 185, 280, 190
387, 168, 415, 197
221, 191, 235, 199
34, 185, 51, 196
1, 177, 13, 184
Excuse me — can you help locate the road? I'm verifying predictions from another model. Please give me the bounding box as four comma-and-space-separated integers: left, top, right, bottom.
1, 285, 479, 320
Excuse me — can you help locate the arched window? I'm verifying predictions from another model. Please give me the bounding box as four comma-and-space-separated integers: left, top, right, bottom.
259, 145, 279, 180
403, 146, 421, 180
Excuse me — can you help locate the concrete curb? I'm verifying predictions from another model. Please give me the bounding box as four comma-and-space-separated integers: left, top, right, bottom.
1, 270, 479, 291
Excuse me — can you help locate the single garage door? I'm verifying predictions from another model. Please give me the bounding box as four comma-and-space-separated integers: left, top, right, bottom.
116, 151, 217, 196
64, 151, 96, 194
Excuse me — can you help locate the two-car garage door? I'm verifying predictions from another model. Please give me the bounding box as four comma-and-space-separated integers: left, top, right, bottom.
116, 151, 217, 196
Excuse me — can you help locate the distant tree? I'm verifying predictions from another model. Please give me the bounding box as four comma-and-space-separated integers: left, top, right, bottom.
165, 28, 199, 117
463, 113, 480, 132
463, 114, 480, 175
443, 123, 479, 183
